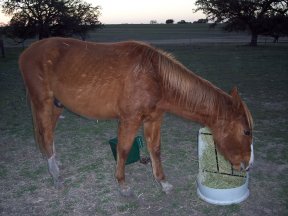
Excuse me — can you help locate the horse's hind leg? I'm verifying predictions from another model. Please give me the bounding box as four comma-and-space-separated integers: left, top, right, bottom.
30, 96, 63, 188
144, 117, 173, 194
48, 104, 63, 188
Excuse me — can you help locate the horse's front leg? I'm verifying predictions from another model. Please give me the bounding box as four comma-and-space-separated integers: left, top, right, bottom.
144, 117, 173, 194
116, 117, 141, 197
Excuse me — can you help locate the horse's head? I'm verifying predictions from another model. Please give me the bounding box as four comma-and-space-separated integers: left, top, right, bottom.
211, 87, 254, 171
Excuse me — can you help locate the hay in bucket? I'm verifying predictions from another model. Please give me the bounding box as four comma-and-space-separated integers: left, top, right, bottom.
198, 127, 247, 189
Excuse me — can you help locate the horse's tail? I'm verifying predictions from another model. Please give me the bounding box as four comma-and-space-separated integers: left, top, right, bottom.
28, 93, 46, 156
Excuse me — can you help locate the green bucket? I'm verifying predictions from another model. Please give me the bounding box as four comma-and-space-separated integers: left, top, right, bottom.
108, 136, 144, 165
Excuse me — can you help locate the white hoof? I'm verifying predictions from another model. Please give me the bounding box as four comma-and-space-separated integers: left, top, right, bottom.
160, 181, 173, 194
54, 178, 64, 189
48, 154, 62, 189
119, 184, 134, 197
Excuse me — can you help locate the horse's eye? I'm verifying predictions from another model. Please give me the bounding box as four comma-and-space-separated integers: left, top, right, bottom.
244, 130, 251, 136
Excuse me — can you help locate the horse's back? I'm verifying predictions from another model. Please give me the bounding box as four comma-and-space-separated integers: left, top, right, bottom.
19, 38, 163, 119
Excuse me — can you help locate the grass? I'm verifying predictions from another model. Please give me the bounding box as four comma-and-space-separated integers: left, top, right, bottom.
89, 23, 247, 41
0, 164, 7, 177
4, 23, 287, 48
0, 30, 288, 215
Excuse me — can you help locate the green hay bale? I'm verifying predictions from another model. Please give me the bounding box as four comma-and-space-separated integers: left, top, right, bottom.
199, 127, 246, 189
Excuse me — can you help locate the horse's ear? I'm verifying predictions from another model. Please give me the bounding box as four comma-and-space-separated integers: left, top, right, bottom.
230, 86, 242, 109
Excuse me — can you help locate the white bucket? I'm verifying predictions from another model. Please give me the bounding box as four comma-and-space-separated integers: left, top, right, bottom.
197, 127, 250, 205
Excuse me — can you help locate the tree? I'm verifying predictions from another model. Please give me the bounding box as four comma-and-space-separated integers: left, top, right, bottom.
0, 39, 4, 57
261, 14, 288, 42
1, 0, 102, 40
166, 19, 174, 24
3, 13, 36, 45
193, 18, 208, 24
194, 0, 288, 46
177, 20, 187, 24
0, 23, 5, 57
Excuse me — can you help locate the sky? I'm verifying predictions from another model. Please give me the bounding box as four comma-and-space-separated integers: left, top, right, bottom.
0, 0, 204, 25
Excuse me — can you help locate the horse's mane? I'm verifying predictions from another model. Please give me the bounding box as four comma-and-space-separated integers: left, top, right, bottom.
158, 51, 254, 129
241, 100, 254, 130
128, 42, 253, 128
158, 52, 226, 108
130, 42, 229, 120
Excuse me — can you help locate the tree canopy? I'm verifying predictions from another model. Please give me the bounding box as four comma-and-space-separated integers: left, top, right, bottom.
195, 0, 288, 45
166, 19, 174, 24
1, 0, 102, 41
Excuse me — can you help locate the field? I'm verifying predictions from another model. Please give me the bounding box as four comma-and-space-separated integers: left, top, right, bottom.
3, 24, 288, 47
1, 24, 288, 215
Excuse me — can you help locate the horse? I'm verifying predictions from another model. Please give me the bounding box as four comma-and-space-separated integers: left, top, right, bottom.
19, 37, 254, 196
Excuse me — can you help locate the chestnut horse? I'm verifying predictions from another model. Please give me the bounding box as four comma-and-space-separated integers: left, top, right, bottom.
19, 37, 253, 195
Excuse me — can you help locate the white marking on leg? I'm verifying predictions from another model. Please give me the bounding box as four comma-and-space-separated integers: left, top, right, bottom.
52, 142, 55, 154
160, 181, 173, 194
119, 184, 134, 197
48, 153, 59, 180
149, 152, 157, 177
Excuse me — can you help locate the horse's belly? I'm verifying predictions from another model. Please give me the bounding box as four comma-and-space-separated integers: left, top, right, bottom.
66, 97, 118, 119
54, 86, 120, 119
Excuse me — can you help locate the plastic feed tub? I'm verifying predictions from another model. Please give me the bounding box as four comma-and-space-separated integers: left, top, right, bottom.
197, 127, 250, 205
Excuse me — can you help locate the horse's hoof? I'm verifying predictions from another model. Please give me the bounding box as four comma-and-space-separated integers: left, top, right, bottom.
54, 178, 64, 189
119, 184, 134, 197
160, 181, 173, 194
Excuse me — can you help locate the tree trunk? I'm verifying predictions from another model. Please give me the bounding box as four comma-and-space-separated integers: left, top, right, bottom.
0, 39, 5, 58
38, 23, 50, 40
250, 33, 258, 46
273, 35, 279, 43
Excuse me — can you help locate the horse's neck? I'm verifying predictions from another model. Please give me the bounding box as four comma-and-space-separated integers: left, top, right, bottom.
159, 70, 233, 127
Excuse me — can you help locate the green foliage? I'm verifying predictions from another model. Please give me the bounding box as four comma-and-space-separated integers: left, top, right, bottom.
165, 19, 174, 24
194, 0, 288, 46
1, 0, 102, 40
3, 13, 36, 44
193, 18, 208, 24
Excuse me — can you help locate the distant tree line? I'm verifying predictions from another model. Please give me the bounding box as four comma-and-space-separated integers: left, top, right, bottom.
162, 19, 208, 24
0, 0, 102, 44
